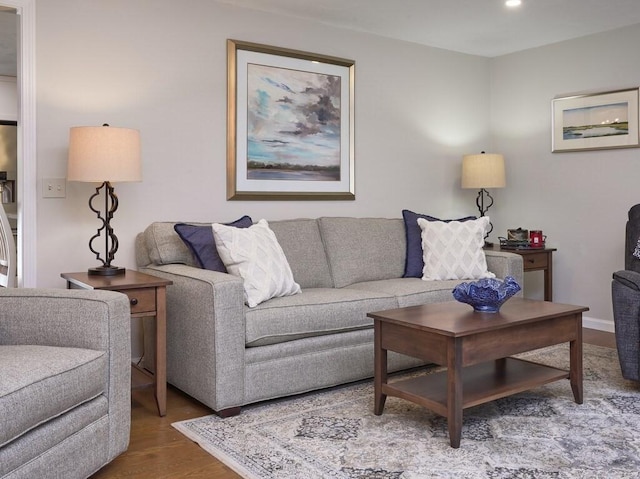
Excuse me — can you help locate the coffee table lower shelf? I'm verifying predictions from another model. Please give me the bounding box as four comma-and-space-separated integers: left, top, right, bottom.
382, 357, 569, 418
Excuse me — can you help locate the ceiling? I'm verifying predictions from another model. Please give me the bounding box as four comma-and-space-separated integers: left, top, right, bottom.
1, 1, 640, 77
217, 0, 640, 57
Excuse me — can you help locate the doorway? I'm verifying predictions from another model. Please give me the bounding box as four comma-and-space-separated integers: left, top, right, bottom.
0, 0, 35, 287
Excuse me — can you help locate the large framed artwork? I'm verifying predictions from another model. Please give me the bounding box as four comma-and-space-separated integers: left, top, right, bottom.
552, 88, 639, 152
227, 39, 355, 200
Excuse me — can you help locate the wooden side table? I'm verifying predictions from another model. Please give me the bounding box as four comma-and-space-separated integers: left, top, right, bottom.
487, 245, 556, 301
61, 270, 172, 417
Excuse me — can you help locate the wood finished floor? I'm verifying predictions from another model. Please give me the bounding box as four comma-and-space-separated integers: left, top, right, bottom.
91, 328, 617, 479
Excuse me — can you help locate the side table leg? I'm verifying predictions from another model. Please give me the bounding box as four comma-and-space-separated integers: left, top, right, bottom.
569, 314, 583, 404
374, 320, 387, 415
447, 339, 463, 448
545, 253, 553, 301
155, 286, 167, 416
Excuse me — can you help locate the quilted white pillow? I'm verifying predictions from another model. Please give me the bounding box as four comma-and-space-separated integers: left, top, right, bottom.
212, 219, 301, 307
417, 216, 496, 281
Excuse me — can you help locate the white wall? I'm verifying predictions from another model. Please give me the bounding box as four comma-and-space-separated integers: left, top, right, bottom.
35, 1, 633, 337
35, 1, 490, 356
490, 24, 640, 330
35, 0, 490, 288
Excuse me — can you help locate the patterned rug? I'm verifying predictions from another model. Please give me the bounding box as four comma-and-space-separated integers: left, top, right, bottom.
172, 344, 640, 478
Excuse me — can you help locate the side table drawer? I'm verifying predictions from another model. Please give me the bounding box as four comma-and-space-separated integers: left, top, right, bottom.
523, 252, 548, 270
123, 288, 156, 314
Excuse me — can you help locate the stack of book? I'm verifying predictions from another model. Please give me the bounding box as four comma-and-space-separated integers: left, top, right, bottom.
499, 238, 537, 249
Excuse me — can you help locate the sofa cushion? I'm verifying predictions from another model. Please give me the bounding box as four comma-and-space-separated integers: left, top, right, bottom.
401, 209, 476, 278
143, 222, 200, 267
269, 219, 333, 289
213, 219, 301, 307
346, 277, 464, 308
418, 216, 495, 280
245, 287, 397, 347
174, 215, 253, 271
0, 345, 106, 447
319, 217, 406, 288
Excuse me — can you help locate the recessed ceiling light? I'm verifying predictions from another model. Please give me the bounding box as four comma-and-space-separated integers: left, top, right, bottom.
505, 0, 522, 7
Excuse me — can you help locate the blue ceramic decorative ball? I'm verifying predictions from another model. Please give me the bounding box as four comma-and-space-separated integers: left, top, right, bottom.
452, 276, 521, 313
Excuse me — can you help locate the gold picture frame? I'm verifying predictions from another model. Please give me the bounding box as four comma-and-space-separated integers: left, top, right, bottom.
227, 39, 355, 200
552, 88, 639, 152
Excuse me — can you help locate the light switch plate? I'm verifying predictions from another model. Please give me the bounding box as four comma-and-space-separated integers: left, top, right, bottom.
42, 178, 66, 198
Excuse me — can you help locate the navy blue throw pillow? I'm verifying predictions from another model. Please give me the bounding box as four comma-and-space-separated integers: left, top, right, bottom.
402, 209, 476, 278
174, 215, 253, 272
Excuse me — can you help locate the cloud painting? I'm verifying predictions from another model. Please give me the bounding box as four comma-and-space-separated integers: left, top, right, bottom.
246, 63, 341, 181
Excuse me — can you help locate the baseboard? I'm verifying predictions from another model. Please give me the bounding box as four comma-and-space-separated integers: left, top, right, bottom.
583, 315, 615, 333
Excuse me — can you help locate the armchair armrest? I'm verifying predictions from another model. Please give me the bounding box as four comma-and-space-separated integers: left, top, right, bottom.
0, 288, 130, 350
612, 270, 640, 291
612, 270, 640, 381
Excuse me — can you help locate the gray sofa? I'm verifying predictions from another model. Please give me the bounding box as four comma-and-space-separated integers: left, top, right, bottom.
136, 217, 524, 416
612, 203, 640, 381
0, 288, 131, 479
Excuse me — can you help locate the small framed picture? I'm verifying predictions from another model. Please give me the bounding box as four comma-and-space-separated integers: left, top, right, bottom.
227, 39, 355, 200
552, 88, 639, 152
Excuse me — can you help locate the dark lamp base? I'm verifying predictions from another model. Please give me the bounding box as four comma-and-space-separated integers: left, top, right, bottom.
88, 265, 126, 276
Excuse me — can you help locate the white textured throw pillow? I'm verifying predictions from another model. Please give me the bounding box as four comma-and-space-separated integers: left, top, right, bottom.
212, 219, 301, 307
417, 216, 496, 281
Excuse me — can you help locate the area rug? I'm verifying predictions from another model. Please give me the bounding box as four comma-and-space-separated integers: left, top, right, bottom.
172, 344, 640, 478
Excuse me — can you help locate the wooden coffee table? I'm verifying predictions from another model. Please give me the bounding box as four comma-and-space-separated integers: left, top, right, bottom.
368, 298, 588, 448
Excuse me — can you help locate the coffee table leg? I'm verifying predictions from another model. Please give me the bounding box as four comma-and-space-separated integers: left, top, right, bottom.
570, 314, 583, 404
447, 339, 463, 448
374, 320, 387, 415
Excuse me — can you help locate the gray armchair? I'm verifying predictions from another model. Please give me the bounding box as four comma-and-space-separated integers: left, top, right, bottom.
0, 288, 131, 478
612, 204, 640, 381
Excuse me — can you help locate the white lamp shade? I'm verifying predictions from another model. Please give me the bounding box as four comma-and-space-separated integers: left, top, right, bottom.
461, 153, 505, 189
68, 126, 142, 183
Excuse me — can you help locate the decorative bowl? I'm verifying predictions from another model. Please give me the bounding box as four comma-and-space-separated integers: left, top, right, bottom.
452, 276, 521, 313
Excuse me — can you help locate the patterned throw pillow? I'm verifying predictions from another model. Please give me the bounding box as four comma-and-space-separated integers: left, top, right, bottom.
212, 219, 301, 307
174, 216, 252, 272
401, 209, 476, 278
417, 216, 495, 281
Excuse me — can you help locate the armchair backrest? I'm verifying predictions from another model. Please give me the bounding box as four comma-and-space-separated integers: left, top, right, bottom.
625, 204, 640, 273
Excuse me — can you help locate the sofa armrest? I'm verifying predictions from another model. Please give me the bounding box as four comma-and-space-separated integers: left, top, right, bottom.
0, 288, 131, 459
140, 264, 246, 412
485, 249, 524, 288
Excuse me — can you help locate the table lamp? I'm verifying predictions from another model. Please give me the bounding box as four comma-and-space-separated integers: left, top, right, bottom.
67, 124, 141, 275
461, 151, 505, 243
